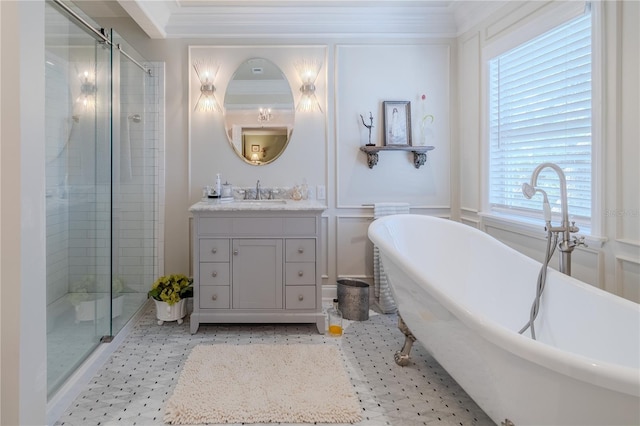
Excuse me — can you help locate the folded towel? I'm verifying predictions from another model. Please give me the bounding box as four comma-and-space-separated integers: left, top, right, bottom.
373, 203, 409, 313
373, 202, 411, 219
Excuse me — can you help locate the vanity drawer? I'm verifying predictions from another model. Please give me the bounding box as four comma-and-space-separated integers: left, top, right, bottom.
232, 218, 284, 235
200, 239, 230, 262
285, 239, 315, 262
283, 217, 317, 235
199, 262, 230, 286
285, 262, 316, 285
200, 285, 230, 309
198, 217, 233, 235
285, 286, 316, 310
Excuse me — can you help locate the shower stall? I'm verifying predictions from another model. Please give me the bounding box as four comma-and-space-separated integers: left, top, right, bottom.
44, 0, 162, 398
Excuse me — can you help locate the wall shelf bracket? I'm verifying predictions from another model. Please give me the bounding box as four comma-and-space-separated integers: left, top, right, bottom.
359, 145, 435, 169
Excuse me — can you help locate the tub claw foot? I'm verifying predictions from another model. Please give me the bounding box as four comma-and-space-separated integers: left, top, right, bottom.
394, 350, 411, 366
395, 315, 416, 366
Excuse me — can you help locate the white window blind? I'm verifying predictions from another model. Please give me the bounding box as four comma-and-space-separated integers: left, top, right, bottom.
489, 12, 592, 225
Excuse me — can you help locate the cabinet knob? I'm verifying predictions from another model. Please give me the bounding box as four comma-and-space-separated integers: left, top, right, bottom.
212, 294, 218, 301
298, 294, 304, 301
298, 270, 304, 277
298, 247, 304, 253
211, 247, 217, 254
211, 271, 217, 277
233, 249, 239, 255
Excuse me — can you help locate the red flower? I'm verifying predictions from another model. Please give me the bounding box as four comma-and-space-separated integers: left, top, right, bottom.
421, 94, 426, 100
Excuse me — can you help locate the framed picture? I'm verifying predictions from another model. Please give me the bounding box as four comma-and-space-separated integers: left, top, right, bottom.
251, 144, 260, 152
383, 101, 412, 146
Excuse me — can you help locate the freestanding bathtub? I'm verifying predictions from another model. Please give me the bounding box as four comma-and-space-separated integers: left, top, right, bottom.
368, 214, 640, 426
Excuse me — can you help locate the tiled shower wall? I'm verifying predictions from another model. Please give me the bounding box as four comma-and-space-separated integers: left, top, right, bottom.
45, 51, 72, 305
112, 60, 161, 294
149, 62, 165, 281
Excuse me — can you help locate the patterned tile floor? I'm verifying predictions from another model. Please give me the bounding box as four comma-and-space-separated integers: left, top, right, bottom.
54, 303, 494, 426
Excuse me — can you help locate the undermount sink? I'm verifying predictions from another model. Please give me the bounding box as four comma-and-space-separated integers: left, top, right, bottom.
237, 199, 287, 204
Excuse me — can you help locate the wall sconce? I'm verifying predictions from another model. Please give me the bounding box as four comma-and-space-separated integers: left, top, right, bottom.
294, 59, 322, 113
193, 59, 221, 112
258, 107, 272, 123
76, 65, 96, 111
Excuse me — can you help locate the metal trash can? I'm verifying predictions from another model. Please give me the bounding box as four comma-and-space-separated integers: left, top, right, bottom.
337, 279, 370, 321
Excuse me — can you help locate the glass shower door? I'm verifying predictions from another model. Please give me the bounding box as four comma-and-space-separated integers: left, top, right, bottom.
45, 1, 111, 397
110, 30, 157, 337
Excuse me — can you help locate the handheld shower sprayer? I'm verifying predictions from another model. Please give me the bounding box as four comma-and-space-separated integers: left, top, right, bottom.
521, 183, 552, 223
521, 182, 537, 199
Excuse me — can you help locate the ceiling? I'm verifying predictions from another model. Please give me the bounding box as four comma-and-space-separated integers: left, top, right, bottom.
74, 0, 506, 39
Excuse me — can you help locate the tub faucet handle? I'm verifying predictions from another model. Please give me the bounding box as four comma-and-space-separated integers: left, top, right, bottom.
573, 235, 587, 248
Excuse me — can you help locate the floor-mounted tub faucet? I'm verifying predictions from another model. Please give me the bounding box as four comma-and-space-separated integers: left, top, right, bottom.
522, 162, 585, 275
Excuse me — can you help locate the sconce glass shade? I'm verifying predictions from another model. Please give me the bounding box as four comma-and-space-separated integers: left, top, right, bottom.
294, 59, 322, 113
75, 65, 96, 112
193, 59, 221, 112
258, 107, 272, 123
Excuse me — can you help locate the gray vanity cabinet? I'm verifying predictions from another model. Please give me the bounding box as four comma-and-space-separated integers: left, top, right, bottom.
189, 204, 325, 334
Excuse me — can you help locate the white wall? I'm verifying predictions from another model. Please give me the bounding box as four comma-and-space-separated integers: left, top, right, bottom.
1, 1, 48, 425
95, 16, 456, 289
110, 2, 638, 302
457, 1, 640, 302
187, 42, 453, 289
91, 1, 639, 301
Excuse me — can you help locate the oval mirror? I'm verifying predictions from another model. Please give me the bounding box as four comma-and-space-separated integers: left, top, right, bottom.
223, 58, 294, 165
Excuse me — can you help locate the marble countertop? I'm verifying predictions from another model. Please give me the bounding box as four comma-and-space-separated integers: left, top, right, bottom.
189, 198, 327, 212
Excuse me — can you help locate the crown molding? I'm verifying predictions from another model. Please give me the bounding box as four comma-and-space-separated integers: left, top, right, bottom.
111, 0, 458, 39
167, 5, 457, 39
103, 0, 509, 39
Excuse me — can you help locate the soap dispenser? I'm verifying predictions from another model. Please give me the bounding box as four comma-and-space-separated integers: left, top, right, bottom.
221, 181, 233, 199
214, 173, 222, 198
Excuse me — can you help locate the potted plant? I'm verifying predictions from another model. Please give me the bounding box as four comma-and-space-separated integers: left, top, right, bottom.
148, 274, 193, 325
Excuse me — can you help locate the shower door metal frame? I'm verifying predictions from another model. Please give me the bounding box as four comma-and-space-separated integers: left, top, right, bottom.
50, 0, 151, 76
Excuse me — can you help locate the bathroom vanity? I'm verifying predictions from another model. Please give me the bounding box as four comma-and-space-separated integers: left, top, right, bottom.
189, 199, 326, 334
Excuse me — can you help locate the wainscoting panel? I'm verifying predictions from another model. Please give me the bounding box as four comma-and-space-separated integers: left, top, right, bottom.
321, 215, 329, 281
335, 216, 374, 278
484, 222, 603, 289
616, 256, 640, 303
460, 214, 480, 229
616, 0, 640, 243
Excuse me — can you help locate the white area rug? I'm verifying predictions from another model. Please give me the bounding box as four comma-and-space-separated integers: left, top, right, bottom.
164, 344, 362, 424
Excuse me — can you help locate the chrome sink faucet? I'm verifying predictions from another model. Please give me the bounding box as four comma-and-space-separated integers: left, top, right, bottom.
255, 180, 262, 200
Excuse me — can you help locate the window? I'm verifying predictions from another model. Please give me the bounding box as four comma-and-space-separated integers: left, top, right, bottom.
488, 11, 592, 227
